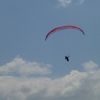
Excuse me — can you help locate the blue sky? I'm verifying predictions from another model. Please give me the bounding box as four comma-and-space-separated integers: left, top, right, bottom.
0, 0, 100, 100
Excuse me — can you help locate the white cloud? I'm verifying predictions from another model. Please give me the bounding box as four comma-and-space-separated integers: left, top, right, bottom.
0, 56, 52, 76
58, 0, 72, 7
82, 60, 98, 72
57, 0, 85, 7
0, 59, 100, 100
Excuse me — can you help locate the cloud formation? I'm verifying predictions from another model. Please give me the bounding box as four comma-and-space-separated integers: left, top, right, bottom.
58, 0, 72, 7
0, 57, 100, 100
0, 56, 52, 76
58, 0, 85, 7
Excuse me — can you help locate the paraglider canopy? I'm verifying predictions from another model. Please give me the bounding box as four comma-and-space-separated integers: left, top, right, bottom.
45, 25, 85, 41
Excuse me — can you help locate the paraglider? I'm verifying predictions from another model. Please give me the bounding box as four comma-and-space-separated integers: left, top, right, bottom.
65, 56, 69, 61
45, 25, 85, 61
